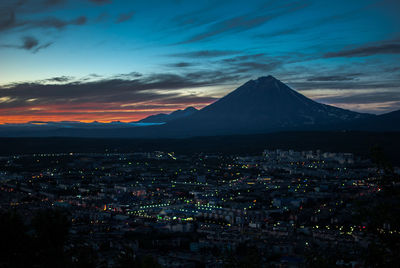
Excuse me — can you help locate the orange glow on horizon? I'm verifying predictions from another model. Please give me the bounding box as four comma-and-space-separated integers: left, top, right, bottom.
0, 102, 210, 124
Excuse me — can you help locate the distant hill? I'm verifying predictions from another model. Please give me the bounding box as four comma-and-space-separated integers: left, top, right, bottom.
138, 106, 198, 123
338, 109, 400, 132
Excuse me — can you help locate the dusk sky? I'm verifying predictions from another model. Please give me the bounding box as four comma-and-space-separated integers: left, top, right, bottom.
1, 0, 399, 123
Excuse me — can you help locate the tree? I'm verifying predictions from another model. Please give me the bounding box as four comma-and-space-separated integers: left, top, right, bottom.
31, 208, 71, 268
0, 211, 32, 268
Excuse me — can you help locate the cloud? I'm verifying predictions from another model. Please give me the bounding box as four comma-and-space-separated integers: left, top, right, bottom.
0, 71, 235, 122
177, 1, 311, 44
221, 53, 265, 63
170, 5, 216, 28
165, 51, 284, 77
324, 43, 400, 58
169, 50, 240, 58
0, 0, 85, 53
112, 72, 142, 79
30, 16, 87, 30
254, 11, 354, 40
95, 12, 109, 22
233, 61, 281, 72
386, 66, 400, 71
156, 95, 218, 105
0, 36, 52, 53
1, 0, 66, 19
43, 76, 74, 83
43, 0, 67, 6
89, 0, 112, 4
0, 10, 17, 32
313, 91, 400, 105
218, 53, 283, 73
167, 62, 196, 68
166, 52, 283, 77
0, 70, 244, 109
0, 0, 87, 33
88, 73, 103, 78
166, 3, 225, 32
179, 14, 275, 44
0, 14, 87, 32
309, 89, 400, 113
331, 102, 400, 114
306, 74, 360, 82
21, 36, 38, 50
33, 42, 52, 53
289, 80, 400, 91
116, 11, 134, 23
163, 1, 250, 37
255, 26, 304, 39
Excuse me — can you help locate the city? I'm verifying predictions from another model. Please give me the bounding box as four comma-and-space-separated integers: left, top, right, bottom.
1, 148, 398, 267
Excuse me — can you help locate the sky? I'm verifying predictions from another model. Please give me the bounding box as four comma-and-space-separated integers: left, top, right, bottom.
0, 0, 399, 123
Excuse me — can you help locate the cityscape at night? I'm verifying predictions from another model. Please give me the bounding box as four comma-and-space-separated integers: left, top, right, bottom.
1, 148, 399, 267
1, 0, 400, 267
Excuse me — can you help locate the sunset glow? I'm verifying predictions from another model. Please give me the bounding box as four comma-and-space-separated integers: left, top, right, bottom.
1, 0, 399, 123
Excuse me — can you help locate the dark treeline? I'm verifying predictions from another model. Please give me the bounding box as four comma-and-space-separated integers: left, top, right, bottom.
0, 209, 161, 268
0, 208, 70, 268
0, 131, 399, 164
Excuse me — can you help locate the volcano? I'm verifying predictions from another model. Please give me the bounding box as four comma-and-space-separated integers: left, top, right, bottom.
160, 75, 371, 136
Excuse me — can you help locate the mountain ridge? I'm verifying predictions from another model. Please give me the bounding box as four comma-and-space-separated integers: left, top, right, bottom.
1, 75, 398, 137
137, 106, 198, 123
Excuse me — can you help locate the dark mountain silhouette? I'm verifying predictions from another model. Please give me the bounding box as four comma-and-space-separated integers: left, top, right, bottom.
1, 75, 399, 138
337, 109, 400, 131
157, 75, 372, 136
138, 106, 198, 123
